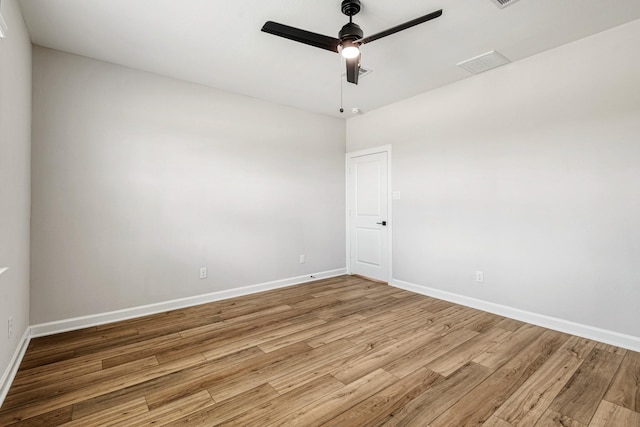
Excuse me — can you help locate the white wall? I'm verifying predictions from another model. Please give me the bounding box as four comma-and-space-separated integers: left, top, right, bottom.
0, 0, 31, 383
347, 20, 640, 338
31, 47, 346, 324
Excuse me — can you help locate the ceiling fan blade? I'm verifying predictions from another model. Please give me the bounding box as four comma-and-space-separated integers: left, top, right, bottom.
262, 21, 340, 53
345, 53, 361, 85
357, 9, 442, 45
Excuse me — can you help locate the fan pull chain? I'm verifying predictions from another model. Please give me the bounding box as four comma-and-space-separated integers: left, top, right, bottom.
340, 74, 344, 114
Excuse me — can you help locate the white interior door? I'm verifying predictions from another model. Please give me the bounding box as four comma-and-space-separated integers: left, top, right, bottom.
348, 150, 389, 282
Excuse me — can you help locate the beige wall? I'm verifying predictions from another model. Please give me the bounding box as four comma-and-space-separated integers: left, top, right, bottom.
0, 0, 31, 382
348, 20, 640, 338
30, 47, 346, 324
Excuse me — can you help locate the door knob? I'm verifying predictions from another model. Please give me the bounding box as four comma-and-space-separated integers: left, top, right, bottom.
376, 221, 387, 226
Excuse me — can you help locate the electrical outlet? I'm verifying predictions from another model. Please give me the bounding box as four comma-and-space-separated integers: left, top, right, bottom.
8, 316, 13, 339
476, 271, 484, 283
299, 254, 306, 264
199, 267, 207, 279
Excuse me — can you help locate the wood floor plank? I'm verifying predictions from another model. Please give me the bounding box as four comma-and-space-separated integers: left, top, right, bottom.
378, 362, 492, 426
492, 335, 596, 427
65, 329, 172, 360
257, 315, 360, 353
219, 374, 344, 426
548, 348, 624, 425
265, 368, 397, 427
0, 353, 206, 424
350, 306, 438, 344
427, 326, 512, 376
495, 317, 527, 332
69, 346, 261, 421
129, 390, 214, 426
72, 332, 183, 370
1, 275, 636, 426
533, 409, 587, 427
154, 316, 297, 364
423, 305, 480, 335
25, 327, 139, 356
61, 396, 148, 426
482, 416, 514, 427
287, 294, 343, 313
9, 359, 103, 395
604, 350, 640, 412
342, 294, 427, 321
116, 334, 206, 366
314, 298, 385, 321
268, 337, 396, 395
164, 383, 279, 426
123, 311, 222, 337
220, 304, 293, 324
199, 318, 325, 363
474, 323, 545, 371
145, 342, 310, 410
3, 356, 160, 411
465, 311, 508, 334
4, 406, 73, 427
321, 367, 442, 427
383, 327, 479, 378
304, 317, 377, 348
332, 330, 435, 384
588, 400, 640, 427
25, 327, 98, 348
16, 349, 76, 372
421, 299, 455, 313
428, 329, 569, 427
594, 341, 628, 356
206, 340, 344, 403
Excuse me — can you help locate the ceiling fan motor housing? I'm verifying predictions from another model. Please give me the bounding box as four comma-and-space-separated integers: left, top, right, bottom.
339, 22, 363, 41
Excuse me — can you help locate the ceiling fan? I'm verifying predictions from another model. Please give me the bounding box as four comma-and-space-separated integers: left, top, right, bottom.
261, 0, 443, 85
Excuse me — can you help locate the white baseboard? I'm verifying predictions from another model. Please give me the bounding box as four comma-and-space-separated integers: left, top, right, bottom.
0, 327, 31, 408
391, 278, 640, 353
30, 268, 347, 338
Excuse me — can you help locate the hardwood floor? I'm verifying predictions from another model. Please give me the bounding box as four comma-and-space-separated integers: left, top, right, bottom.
1, 275, 638, 426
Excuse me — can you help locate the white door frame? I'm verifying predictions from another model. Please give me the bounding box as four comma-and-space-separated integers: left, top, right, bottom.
346, 145, 392, 282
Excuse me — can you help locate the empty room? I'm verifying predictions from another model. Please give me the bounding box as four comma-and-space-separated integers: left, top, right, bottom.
1, 0, 639, 425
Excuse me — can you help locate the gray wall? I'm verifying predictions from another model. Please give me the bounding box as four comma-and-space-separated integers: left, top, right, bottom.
348, 20, 640, 337
0, 0, 31, 378
31, 47, 346, 324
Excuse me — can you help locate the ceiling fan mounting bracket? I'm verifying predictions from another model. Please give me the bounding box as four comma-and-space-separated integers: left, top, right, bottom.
341, 0, 361, 17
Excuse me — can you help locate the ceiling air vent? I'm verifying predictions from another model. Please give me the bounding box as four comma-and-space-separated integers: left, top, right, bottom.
341, 67, 372, 79
457, 50, 511, 74
489, 0, 522, 9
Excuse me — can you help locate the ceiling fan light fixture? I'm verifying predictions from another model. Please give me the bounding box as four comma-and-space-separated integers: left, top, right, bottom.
341, 43, 360, 59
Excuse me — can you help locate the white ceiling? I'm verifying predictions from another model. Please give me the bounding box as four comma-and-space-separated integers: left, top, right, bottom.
18, 0, 640, 118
